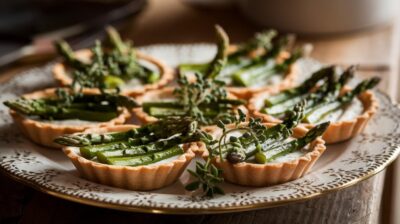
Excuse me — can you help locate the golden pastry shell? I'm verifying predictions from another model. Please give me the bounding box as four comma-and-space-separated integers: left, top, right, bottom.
248, 87, 378, 144
63, 125, 196, 191
201, 123, 326, 187
9, 88, 131, 148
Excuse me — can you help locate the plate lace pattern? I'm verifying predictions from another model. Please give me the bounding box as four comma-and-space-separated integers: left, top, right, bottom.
0, 45, 399, 210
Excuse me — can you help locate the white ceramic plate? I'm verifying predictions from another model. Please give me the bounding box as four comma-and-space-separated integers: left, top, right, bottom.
0, 44, 399, 214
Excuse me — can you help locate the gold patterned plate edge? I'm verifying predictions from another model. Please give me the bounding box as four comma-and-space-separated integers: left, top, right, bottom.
0, 44, 399, 214
1, 141, 398, 214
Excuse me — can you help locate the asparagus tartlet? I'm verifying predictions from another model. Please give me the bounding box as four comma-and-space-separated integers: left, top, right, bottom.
53, 27, 173, 96
185, 106, 327, 191
4, 88, 135, 148
133, 73, 247, 129
249, 66, 379, 144
179, 26, 300, 99
57, 118, 202, 190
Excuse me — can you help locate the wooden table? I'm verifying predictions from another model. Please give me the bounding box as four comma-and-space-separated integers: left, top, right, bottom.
1, 0, 399, 223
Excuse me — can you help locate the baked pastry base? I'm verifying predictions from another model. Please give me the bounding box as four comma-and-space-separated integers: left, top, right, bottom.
10, 88, 131, 148
63, 125, 196, 191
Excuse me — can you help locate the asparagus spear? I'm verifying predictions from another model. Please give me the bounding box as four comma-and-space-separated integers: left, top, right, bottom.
225, 101, 305, 163
55, 40, 87, 70
147, 107, 188, 117
98, 145, 184, 166
143, 98, 245, 111
96, 132, 201, 160
264, 66, 335, 107
204, 25, 229, 79
106, 26, 129, 54
4, 98, 119, 122
228, 30, 277, 60
106, 26, 152, 81
54, 117, 198, 146
263, 122, 329, 163
303, 77, 380, 124
4, 91, 138, 121
79, 136, 158, 159
232, 49, 302, 87
231, 37, 290, 87
179, 30, 277, 75
143, 97, 245, 119
264, 66, 355, 117
56, 26, 158, 92
69, 93, 139, 109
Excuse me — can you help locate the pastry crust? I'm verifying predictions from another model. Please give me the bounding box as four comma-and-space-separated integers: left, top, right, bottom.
204, 123, 326, 187
52, 49, 174, 96
63, 125, 196, 191
9, 88, 131, 148
133, 87, 249, 128
248, 87, 378, 144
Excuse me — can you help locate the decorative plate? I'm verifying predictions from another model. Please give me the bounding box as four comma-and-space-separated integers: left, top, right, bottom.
0, 44, 399, 214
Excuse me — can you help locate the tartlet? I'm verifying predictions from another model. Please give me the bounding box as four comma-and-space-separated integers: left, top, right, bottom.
63, 125, 196, 191
53, 49, 174, 96
133, 87, 248, 127
9, 88, 131, 148
181, 50, 298, 100
248, 87, 378, 144
204, 123, 326, 187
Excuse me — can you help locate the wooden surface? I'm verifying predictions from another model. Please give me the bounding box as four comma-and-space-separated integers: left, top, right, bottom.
0, 172, 385, 224
1, 0, 399, 223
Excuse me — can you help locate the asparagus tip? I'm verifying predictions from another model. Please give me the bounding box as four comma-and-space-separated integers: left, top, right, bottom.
214, 24, 229, 55
368, 77, 381, 89
308, 121, 330, 137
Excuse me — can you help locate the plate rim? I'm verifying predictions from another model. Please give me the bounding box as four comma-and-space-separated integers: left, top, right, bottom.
1, 143, 398, 214
0, 44, 399, 214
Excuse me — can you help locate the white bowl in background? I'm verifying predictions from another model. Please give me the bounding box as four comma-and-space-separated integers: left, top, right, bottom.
235, 0, 399, 34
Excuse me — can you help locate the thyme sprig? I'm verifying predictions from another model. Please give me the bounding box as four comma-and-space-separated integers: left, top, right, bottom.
173, 73, 242, 125
185, 109, 260, 197
185, 130, 224, 197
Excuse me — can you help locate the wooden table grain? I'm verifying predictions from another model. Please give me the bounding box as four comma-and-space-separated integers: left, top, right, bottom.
1, 0, 399, 223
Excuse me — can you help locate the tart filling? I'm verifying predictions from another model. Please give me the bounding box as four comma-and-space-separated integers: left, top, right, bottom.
53, 27, 173, 96
4, 88, 134, 148
178, 28, 300, 99
57, 119, 202, 190
249, 66, 379, 143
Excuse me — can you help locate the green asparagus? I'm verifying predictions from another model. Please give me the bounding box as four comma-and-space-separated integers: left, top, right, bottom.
225, 101, 305, 163
264, 66, 335, 107
4, 98, 119, 122
231, 37, 298, 87
95, 132, 202, 160
99, 145, 184, 166
142, 73, 245, 125
179, 30, 277, 75
263, 66, 355, 117
264, 122, 329, 162
56, 26, 160, 92
303, 77, 380, 123
179, 28, 301, 87
4, 90, 138, 123
54, 117, 199, 146
204, 25, 229, 79
55, 40, 87, 70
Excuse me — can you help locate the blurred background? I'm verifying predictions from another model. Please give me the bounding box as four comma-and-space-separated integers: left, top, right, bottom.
0, 0, 399, 71
0, 0, 399, 223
